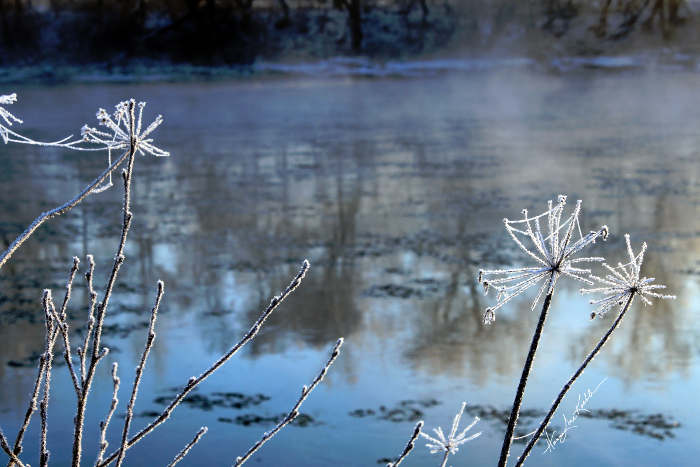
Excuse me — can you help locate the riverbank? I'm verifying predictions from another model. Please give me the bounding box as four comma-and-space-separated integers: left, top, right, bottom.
1, 1, 700, 83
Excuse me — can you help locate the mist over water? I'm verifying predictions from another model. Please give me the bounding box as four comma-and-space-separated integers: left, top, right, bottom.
0, 69, 698, 466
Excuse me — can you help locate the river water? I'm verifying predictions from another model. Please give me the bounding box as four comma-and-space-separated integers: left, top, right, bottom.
0, 69, 698, 466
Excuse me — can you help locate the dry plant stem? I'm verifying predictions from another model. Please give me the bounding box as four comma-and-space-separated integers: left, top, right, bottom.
387, 421, 423, 467
167, 427, 208, 467
235, 338, 344, 466
0, 431, 26, 467
79, 255, 98, 386
440, 451, 450, 467
54, 257, 83, 398
40, 292, 58, 467
74, 105, 138, 467
96, 363, 121, 466
0, 148, 130, 272
8, 314, 63, 467
115, 281, 164, 467
497, 289, 554, 467
97, 260, 310, 467
515, 293, 635, 467
8, 326, 60, 467
8, 256, 78, 467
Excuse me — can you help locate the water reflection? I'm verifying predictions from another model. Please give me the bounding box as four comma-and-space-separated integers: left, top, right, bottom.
0, 72, 698, 464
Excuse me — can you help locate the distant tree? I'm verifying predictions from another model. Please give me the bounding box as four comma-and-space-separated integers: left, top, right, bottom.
334, 0, 364, 52
592, 0, 687, 38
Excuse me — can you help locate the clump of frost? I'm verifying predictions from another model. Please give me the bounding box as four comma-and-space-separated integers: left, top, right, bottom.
1, 93, 24, 143
478, 195, 608, 324
420, 402, 480, 466
581, 233, 676, 318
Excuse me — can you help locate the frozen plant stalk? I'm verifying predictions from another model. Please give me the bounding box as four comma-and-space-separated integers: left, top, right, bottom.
478, 195, 608, 467
515, 234, 675, 466
478, 195, 608, 325
420, 402, 481, 467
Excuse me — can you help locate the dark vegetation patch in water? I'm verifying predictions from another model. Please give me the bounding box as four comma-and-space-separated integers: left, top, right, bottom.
349, 399, 440, 423
464, 405, 681, 443
153, 389, 271, 412
217, 412, 318, 427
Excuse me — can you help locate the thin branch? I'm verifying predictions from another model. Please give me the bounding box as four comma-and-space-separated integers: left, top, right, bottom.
0, 430, 25, 467
497, 286, 555, 467
96, 363, 121, 467
115, 280, 164, 467
79, 254, 98, 388
387, 421, 424, 467
7, 291, 64, 467
53, 257, 83, 398
97, 260, 310, 467
235, 337, 344, 466
40, 291, 58, 467
0, 148, 130, 272
515, 293, 635, 466
74, 101, 139, 467
167, 427, 208, 467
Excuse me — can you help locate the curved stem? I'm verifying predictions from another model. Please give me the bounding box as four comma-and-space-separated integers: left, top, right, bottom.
515, 293, 635, 466
497, 285, 554, 467
0, 148, 130, 272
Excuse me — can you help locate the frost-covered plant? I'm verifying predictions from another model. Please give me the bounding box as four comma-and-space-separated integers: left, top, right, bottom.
0, 93, 22, 144
0, 96, 169, 271
0, 98, 342, 467
581, 234, 676, 318
387, 421, 424, 467
478, 195, 608, 325
478, 195, 608, 467
514, 234, 675, 466
419, 402, 481, 467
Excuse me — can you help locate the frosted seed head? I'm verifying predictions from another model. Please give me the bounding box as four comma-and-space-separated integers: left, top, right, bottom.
483, 308, 495, 325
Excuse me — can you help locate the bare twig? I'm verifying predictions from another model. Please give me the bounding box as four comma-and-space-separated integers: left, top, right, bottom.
74, 101, 139, 467
7, 290, 63, 467
0, 430, 25, 467
79, 254, 98, 387
52, 257, 83, 398
96, 363, 121, 467
0, 148, 130, 272
97, 260, 310, 467
40, 291, 58, 467
167, 427, 208, 467
115, 280, 164, 467
387, 421, 424, 467
235, 337, 344, 466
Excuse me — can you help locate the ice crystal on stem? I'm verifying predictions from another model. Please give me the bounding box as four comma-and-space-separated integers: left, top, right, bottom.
420, 402, 480, 465
77, 99, 169, 193
80, 100, 169, 157
1, 93, 23, 143
478, 195, 608, 324
581, 234, 676, 318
